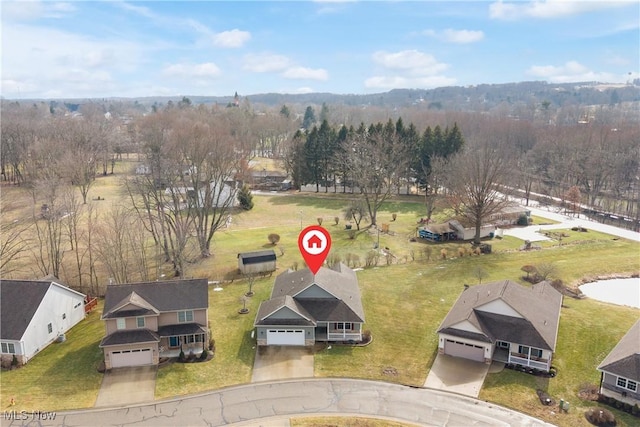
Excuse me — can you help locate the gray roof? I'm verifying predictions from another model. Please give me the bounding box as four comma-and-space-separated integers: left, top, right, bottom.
102, 279, 208, 319
99, 329, 160, 347
598, 320, 640, 381
1, 279, 84, 341
438, 280, 562, 350
255, 263, 365, 326
238, 250, 277, 265
255, 295, 316, 326
157, 323, 207, 337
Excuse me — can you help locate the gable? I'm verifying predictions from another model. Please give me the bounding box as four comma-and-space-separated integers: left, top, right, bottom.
295, 284, 335, 299
449, 320, 483, 334
263, 306, 307, 321
475, 299, 522, 318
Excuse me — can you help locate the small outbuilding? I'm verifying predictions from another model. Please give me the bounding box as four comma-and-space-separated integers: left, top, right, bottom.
237, 250, 277, 275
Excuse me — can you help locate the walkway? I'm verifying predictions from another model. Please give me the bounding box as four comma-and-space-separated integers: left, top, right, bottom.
32, 379, 555, 427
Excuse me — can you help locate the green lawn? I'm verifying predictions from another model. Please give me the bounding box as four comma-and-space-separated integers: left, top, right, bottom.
0, 303, 105, 411
2, 188, 639, 427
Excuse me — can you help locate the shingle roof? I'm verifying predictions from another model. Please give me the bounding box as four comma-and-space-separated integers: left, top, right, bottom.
1, 279, 85, 341
438, 280, 562, 350
102, 279, 208, 318
157, 323, 207, 337
238, 250, 277, 265
99, 329, 160, 347
271, 263, 364, 322
255, 263, 365, 327
598, 320, 640, 381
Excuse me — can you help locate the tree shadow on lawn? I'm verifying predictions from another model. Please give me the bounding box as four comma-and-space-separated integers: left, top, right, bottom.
483, 367, 552, 395
268, 194, 425, 216
236, 329, 257, 367
40, 341, 103, 400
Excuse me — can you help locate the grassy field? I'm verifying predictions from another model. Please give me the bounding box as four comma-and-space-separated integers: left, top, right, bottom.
1, 162, 639, 426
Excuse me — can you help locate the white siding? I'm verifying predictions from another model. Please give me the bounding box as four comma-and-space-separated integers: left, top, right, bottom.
21, 284, 85, 360
475, 299, 522, 317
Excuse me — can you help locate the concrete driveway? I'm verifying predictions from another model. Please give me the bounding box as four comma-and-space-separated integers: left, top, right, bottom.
95, 366, 157, 407
424, 354, 490, 398
251, 346, 314, 382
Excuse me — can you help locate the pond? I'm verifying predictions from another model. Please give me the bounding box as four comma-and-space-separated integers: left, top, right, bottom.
579, 278, 640, 309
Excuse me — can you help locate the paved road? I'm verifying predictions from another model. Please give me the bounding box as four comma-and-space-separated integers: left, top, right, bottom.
15, 379, 554, 427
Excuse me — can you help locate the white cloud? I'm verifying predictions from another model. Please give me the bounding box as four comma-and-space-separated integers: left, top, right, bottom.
489, 0, 633, 20
367, 49, 455, 89
372, 50, 449, 75
163, 62, 222, 79
282, 67, 329, 81
212, 29, 251, 48
526, 60, 621, 83
424, 29, 485, 44
243, 53, 292, 73
364, 75, 456, 90
2, 0, 76, 21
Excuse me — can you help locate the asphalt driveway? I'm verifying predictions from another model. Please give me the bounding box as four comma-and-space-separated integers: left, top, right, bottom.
424, 354, 490, 398
95, 365, 157, 407
251, 346, 314, 382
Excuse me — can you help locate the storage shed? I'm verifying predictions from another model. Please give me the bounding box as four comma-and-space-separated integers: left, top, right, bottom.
238, 250, 277, 275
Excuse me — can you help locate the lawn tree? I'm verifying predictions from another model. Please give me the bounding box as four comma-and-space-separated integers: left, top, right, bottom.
172, 111, 240, 258
95, 205, 151, 284
304, 125, 323, 192
444, 136, 513, 245
302, 106, 316, 130
56, 118, 98, 204
61, 187, 89, 290
0, 202, 31, 276
535, 262, 557, 281
237, 184, 254, 210
343, 120, 410, 226
282, 129, 307, 190
343, 200, 368, 231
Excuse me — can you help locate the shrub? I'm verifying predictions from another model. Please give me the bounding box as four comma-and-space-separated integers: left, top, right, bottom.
585, 407, 616, 426
334, 216, 339, 225
317, 217, 323, 225
347, 229, 356, 239
362, 330, 372, 343
209, 337, 216, 352
178, 350, 185, 362
365, 250, 379, 267
200, 349, 209, 360
327, 252, 342, 267
422, 246, 432, 261
391, 213, 397, 221
440, 249, 448, 259
237, 184, 254, 210
457, 247, 465, 257
632, 403, 639, 416
268, 233, 280, 245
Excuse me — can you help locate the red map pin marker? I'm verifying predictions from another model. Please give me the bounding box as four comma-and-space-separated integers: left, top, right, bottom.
298, 225, 332, 275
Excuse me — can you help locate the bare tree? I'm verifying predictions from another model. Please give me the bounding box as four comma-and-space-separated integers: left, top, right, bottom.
445, 138, 513, 245
0, 201, 31, 276
343, 199, 368, 231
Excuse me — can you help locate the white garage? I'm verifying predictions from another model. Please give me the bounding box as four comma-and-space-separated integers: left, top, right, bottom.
110, 348, 153, 368
444, 339, 485, 362
266, 329, 305, 346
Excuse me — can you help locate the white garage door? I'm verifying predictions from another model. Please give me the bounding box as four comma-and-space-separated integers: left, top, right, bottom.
110, 348, 153, 368
266, 329, 305, 346
444, 339, 485, 362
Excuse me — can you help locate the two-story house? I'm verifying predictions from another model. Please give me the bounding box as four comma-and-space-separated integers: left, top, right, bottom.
254, 263, 365, 346
100, 279, 209, 369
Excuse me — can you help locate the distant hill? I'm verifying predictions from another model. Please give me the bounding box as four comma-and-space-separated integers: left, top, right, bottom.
9, 80, 640, 112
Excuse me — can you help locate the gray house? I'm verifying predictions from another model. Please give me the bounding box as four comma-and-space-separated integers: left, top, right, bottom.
597, 320, 640, 405
437, 280, 562, 372
254, 263, 365, 346
237, 250, 277, 275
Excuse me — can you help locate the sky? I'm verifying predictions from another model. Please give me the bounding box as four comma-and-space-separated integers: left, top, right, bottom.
2, 0, 639, 99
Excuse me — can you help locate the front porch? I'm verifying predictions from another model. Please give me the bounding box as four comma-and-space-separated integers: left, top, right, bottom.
493, 347, 551, 371
315, 322, 363, 342
157, 323, 208, 358
601, 383, 640, 406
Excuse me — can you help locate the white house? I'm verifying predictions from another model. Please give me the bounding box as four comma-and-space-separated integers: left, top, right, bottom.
0, 279, 86, 365
165, 180, 238, 209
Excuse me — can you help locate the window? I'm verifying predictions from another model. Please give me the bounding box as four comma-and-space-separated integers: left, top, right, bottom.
335, 322, 353, 330
116, 318, 126, 330
47, 323, 53, 334
178, 311, 194, 323
1, 343, 15, 354
497, 341, 509, 349
518, 345, 530, 355
185, 335, 195, 344
531, 348, 543, 358
617, 377, 638, 391
136, 317, 145, 328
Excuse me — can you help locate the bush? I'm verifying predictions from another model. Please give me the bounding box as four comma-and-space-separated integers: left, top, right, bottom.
440, 249, 448, 259
334, 216, 339, 225
632, 404, 639, 416
11, 355, 18, 367
268, 233, 280, 245
365, 250, 379, 267
200, 349, 209, 360
362, 330, 372, 343
237, 184, 254, 210
178, 350, 185, 362
347, 229, 356, 239
585, 407, 616, 426
317, 217, 323, 225
209, 337, 216, 352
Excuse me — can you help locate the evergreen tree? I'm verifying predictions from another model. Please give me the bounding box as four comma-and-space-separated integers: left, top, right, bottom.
237, 184, 254, 210
302, 106, 316, 129
279, 104, 291, 118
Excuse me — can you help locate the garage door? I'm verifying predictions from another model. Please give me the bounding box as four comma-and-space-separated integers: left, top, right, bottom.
266, 329, 305, 346
444, 339, 484, 362
110, 348, 153, 368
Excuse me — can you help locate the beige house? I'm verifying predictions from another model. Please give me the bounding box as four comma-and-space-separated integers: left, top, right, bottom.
597, 320, 640, 405
100, 279, 209, 369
